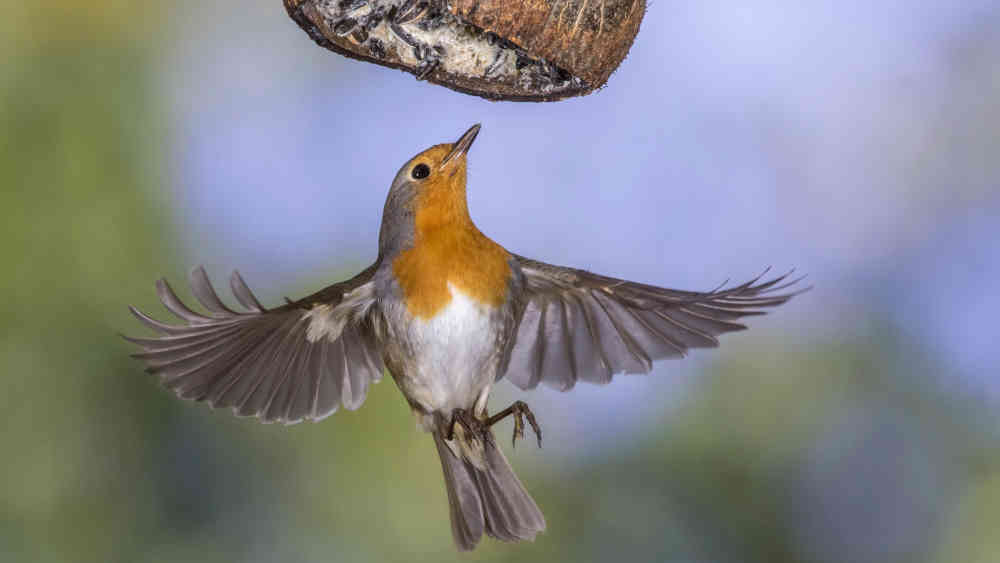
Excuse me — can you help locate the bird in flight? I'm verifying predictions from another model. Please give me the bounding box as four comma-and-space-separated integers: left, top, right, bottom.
125, 124, 804, 551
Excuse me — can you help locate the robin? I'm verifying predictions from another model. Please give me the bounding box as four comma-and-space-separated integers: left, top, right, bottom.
125, 124, 804, 551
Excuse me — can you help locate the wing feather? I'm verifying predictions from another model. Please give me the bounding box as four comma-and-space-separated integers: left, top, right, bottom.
539, 299, 575, 392
313, 337, 344, 420
229, 270, 266, 312
124, 265, 384, 424
503, 256, 806, 391
587, 289, 651, 374
504, 301, 545, 389
189, 265, 241, 316
568, 293, 612, 385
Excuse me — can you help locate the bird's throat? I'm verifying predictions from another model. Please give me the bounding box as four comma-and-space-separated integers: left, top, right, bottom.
392, 179, 511, 319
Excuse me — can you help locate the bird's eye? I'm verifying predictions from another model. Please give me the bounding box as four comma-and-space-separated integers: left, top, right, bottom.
411, 163, 430, 180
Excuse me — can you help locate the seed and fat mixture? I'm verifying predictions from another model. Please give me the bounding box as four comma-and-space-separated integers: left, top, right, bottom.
315, 0, 586, 96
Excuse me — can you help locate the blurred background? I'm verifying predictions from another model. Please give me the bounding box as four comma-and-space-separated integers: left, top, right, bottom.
3, 0, 999, 561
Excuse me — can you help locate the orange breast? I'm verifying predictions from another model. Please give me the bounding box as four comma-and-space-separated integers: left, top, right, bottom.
392, 226, 511, 319
391, 179, 511, 319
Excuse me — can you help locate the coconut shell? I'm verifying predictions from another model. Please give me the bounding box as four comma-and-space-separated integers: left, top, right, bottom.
283, 0, 645, 101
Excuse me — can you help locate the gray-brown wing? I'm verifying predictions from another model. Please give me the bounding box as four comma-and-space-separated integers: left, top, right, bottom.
503, 256, 807, 391
123, 265, 384, 424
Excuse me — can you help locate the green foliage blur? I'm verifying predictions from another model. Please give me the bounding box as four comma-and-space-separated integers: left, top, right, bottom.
2, 3, 998, 562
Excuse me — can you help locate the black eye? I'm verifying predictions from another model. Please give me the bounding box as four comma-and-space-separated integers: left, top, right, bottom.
411, 163, 430, 179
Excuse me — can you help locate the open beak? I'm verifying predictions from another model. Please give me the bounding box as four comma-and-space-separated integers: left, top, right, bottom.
440, 123, 481, 168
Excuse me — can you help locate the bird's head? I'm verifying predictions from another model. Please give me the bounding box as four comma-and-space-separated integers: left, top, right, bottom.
379, 124, 482, 254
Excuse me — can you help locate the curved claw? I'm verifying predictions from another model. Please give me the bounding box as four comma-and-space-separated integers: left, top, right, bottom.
486, 400, 542, 449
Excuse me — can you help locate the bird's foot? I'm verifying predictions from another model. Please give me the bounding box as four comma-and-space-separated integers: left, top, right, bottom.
446, 408, 494, 448
486, 400, 542, 449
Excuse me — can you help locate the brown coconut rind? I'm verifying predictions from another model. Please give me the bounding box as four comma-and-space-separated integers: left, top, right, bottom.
450, 0, 645, 92
283, 0, 645, 102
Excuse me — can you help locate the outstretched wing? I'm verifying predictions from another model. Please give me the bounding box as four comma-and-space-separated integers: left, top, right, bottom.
124, 265, 384, 424
503, 256, 807, 391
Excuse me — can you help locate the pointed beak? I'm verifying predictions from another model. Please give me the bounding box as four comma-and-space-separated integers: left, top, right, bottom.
440, 123, 481, 168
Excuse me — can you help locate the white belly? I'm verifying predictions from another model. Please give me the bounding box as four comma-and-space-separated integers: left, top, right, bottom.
384, 283, 503, 416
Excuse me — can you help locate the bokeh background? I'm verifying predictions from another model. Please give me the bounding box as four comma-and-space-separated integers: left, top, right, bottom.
3, 1, 999, 561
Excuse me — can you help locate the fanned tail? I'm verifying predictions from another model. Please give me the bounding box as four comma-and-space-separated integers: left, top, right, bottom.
432, 431, 546, 551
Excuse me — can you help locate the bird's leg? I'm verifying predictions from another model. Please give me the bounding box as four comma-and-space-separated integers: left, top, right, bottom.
446, 407, 494, 447
484, 400, 542, 448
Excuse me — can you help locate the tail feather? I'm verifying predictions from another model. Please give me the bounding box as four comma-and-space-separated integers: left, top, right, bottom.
433, 432, 546, 550
433, 432, 485, 549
